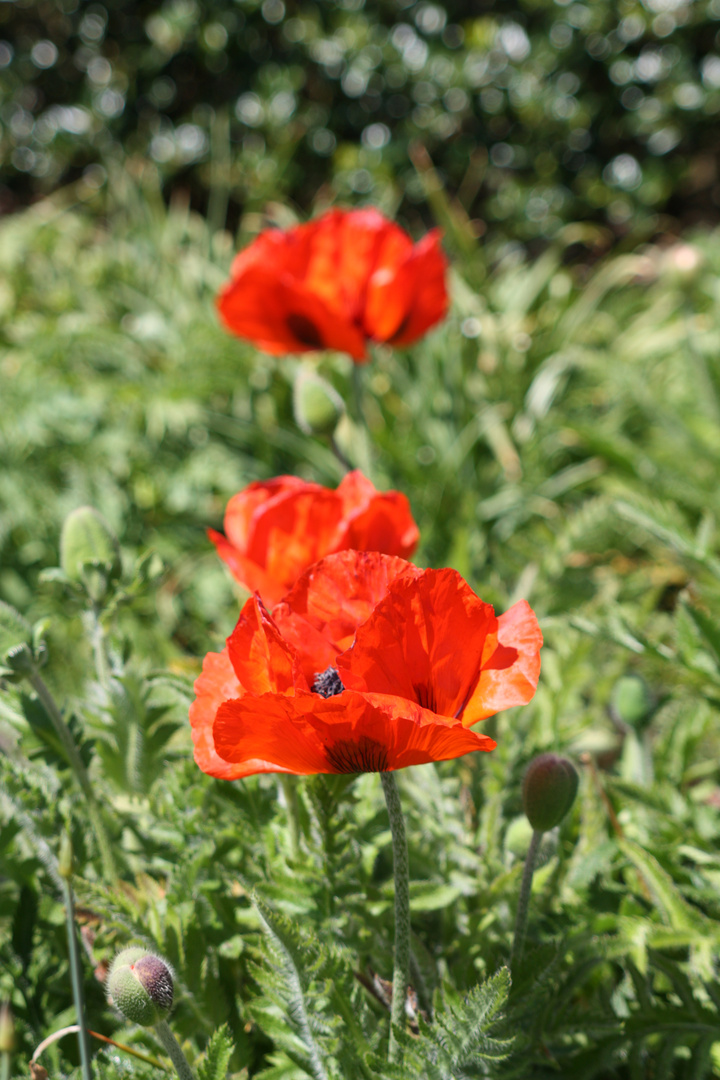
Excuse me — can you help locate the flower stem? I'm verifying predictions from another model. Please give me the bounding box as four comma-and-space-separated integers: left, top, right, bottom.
28, 670, 118, 883
154, 1020, 196, 1080
380, 771, 410, 1063
0, 1053, 9, 1080
61, 876, 93, 1080
510, 828, 541, 973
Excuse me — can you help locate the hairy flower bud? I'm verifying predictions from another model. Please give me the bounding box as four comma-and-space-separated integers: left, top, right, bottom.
107, 948, 174, 1027
60, 506, 122, 601
522, 753, 578, 833
293, 367, 345, 437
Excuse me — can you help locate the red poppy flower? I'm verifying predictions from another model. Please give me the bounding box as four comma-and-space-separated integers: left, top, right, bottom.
216, 208, 448, 362
190, 551, 542, 779
208, 471, 419, 607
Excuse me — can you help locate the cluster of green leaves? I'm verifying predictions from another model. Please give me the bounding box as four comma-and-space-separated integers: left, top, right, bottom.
5, 0, 720, 236
2, 177, 720, 1077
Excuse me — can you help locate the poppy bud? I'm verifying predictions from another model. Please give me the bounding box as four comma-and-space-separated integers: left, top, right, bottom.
107, 948, 174, 1027
60, 506, 122, 602
522, 753, 578, 833
610, 674, 653, 730
0, 601, 34, 681
293, 367, 345, 437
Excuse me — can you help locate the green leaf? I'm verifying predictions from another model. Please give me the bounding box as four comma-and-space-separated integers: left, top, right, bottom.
197, 1023, 235, 1080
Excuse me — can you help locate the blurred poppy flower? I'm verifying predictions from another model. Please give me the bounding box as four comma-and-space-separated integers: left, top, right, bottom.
217, 208, 448, 362
209, 471, 419, 607
190, 550, 542, 779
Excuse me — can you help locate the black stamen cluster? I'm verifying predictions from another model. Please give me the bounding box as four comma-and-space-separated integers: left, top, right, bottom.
312, 666, 345, 698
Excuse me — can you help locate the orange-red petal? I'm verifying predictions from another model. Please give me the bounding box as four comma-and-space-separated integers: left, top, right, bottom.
190, 647, 293, 779
215, 480, 345, 607
338, 568, 540, 724
217, 260, 367, 359
364, 229, 448, 346
458, 599, 543, 725
226, 596, 308, 695
273, 550, 421, 681
212, 688, 495, 776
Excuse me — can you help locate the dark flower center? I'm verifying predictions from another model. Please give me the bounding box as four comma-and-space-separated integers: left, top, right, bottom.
287, 313, 324, 349
326, 736, 389, 774
312, 666, 345, 698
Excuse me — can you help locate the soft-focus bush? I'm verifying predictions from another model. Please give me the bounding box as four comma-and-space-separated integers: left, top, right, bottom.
4, 0, 720, 237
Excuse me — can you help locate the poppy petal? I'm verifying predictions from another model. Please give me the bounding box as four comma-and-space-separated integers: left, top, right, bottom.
246, 487, 344, 607
207, 529, 281, 602
190, 647, 289, 779
365, 230, 448, 346
212, 688, 495, 776
273, 550, 421, 680
214, 482, 345, 607
226, 596, 308, 694
218, 264, 367, 359
458, 599, 543, 725
337, 568, 508, 720
223, 477, 308, 554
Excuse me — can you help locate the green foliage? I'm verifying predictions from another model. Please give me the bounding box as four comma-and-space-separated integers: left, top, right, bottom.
4, 179, 720, 1079
4, 0, 720, 237
197, 1025, 236, 1080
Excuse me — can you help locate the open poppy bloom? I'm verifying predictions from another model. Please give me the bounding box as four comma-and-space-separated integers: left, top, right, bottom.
216, 207, 448, 362
209, 471, 419, 607
190, 550, 542, 779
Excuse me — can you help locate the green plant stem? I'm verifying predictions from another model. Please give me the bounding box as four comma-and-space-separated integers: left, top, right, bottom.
155, 1020, 196, 1080
279, 775, 301, 857
1, 1052, 9, 1080
28, 670, 118, 883
380, 771, 410, 1063
510, 829, 542, 972
88, 605, 111, 689
61, 876, 93, 1080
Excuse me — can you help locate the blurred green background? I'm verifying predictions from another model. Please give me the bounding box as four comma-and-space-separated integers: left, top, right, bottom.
5, 0, 720, 239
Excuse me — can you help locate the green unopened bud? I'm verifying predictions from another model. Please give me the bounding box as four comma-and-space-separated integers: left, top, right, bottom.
60, 506, 122, 601
610, 674, 653, 730
0, 601, 34, 680
504, 815, 534, 859
108, 948, 174, 1026
0, 1001, 15, 1053
293, 367, 345, 437
522, 753, 578, 833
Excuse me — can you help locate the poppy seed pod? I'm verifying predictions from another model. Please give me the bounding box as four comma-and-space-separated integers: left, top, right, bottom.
522, 753, 578, 833
107, 948, 174, 1027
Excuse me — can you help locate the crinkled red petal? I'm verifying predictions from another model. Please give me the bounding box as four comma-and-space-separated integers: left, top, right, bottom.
273, 550, 421, 680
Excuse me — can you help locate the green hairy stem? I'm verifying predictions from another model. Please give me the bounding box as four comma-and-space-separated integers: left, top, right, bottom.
380, 771, 410, 1063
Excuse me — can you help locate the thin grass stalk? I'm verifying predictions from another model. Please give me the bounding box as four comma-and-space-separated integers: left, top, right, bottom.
60, 875, 93, 1080
380, 771, 410, 1063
